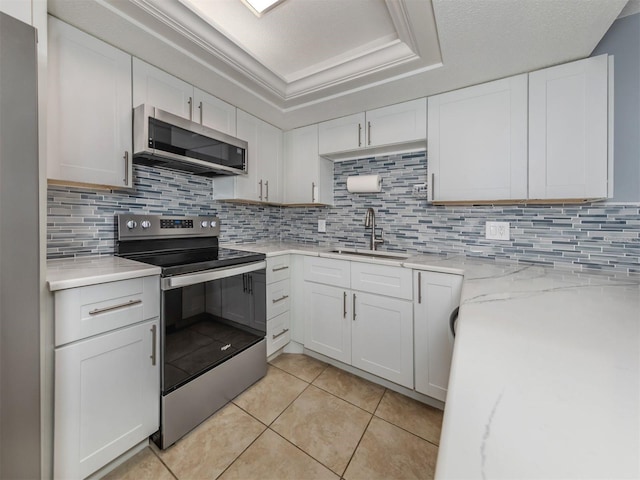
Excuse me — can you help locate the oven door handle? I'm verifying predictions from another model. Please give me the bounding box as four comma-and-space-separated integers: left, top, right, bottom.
162, 261, 266, 290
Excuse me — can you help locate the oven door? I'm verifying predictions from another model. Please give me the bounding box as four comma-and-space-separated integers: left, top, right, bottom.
160, 261, 266, 395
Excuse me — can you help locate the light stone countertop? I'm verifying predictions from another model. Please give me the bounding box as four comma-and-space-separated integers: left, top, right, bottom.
47, 256, 161, 291
224, 241, 640, 479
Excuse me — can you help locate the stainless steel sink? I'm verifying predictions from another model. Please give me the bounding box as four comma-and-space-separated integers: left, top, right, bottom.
328, 248, 409, 260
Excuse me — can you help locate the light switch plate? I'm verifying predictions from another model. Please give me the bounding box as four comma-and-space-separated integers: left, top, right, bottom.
486, 221, 510, 240
318, 219, 326, 233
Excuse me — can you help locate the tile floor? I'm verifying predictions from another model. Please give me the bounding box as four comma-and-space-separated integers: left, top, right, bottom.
103, 354, 443, 480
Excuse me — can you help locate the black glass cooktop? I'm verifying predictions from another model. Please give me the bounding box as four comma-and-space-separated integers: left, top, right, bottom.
122, 247, 265, 277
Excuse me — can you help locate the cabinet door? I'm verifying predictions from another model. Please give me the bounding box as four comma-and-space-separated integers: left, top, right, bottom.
414, 271, 462, 401
194, 87, 236, 135
529, 55, 609, 200
304, 282, 351, 363
233, 110, 261, 201
258, 120, 283, 203
47, 16, 132, 188
1, 0, 31, 23
54, 319, 159, 479
318, 112, 365, 155
366, 98, 426, 148
284, 125, 333, 205
132, 58, 194, 120
352, 292, 413, 388
428, 74, 528, 201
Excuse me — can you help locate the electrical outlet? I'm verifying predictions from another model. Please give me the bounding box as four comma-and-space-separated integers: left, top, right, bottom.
318, 219, 326, 233
485, 221, 510, 240
412, 183, 428, 196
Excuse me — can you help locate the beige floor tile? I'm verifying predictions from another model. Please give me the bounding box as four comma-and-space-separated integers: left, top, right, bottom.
156, 403, 265, 479
269, 353, 328, 382
374, 389, 444, 445
271, 385, 371, 476
312, 366, 385, 413
233, 365, 308, 424
218, 429, 339, 480
344, 416, 438, 480
102, 447, 174, 480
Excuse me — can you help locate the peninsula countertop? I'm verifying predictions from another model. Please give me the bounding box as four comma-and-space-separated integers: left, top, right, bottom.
224, 241, 640, 479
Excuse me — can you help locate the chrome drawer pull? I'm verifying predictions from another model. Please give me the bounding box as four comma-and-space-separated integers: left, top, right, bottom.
272, 295, 289, 304
88, 299, 142, 316
272, 328, 289, 340
150, 324, 157, 366
272, 266, 289, 272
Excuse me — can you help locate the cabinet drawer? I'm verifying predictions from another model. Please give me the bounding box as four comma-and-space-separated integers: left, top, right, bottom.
303, 257, 350, 288
267, 279, 290, 319
267, 311, 291, 356
55, 276, 160, 346
351, 263, 413, 300
267, 255, 290, 283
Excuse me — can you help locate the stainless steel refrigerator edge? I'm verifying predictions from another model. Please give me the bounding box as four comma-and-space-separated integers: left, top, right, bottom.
0, 12, 42, 479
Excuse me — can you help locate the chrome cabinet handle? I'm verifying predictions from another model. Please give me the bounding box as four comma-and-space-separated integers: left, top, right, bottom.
123, 151, 129, 185
272, 266, 289, 272
188, 96, 193, 120
259, 180, 263, 201
272, 295, 289, 304
431, 173, 435, 201
88, 299, 141, 316
352, 293, 356, 321
358, 123, 362, 147
150, 324, 157, 366
199, 101, 203, 124
418, 272, 422, 304
343, 291, 347, 318
311, 182, 316, 203
367, 121, 371, 146
272, 328, 289, 340
265, 180, 269, 201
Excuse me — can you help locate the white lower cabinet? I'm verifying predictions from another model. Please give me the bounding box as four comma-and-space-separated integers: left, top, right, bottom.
414, 270, 463, 401
53, 275, 160, 479
54, 319, 159, 479
303, 257, 413, 388
266, 255, 291, 356
352, 292, 413, 388
304, 282, 352, 364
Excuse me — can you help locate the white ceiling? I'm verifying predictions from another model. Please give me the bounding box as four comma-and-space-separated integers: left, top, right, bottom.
47, 0, 630, 130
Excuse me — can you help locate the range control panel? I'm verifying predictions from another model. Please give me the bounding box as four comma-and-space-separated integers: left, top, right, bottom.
117, 214, 220, 240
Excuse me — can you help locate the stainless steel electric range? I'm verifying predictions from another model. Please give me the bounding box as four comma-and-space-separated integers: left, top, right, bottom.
116, 214, 267, 448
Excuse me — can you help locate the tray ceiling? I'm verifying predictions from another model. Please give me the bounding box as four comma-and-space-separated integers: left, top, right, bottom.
47, 0, 630, 129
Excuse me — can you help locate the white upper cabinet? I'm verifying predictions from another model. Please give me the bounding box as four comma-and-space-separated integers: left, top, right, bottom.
47, 16, 133, 188
213, 110, 283, 203
194, 87, 237, 136
318, 113, 365, 155
133, 58, 194, 120
428, 74, 529, 202
133, 59, 237, 134
529, 55, 610, 200
284, 124, 334, 205
1, 0, 31, 23
318, 98, 427, 160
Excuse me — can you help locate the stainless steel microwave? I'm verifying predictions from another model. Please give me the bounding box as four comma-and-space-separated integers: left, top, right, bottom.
133, 104, 248, 176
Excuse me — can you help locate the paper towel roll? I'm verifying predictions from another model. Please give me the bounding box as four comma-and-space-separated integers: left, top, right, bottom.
346, 175, 382, 193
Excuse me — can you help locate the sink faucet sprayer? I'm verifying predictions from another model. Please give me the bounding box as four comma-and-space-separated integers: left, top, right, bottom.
364, 207, 384, 250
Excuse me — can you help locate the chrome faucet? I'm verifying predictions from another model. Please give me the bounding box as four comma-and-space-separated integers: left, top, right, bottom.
364, 207, 384, 250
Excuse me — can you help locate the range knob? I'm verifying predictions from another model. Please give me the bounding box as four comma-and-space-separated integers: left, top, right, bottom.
141, 220, 151, 229
210, 221, 217, 228
126, 220, 137, 230
201, 220, 209, 228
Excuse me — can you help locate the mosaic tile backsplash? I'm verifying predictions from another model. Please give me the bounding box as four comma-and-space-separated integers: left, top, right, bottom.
48, 153, 640, 273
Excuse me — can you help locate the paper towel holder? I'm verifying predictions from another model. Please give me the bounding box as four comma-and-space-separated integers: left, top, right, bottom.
346, 174, 382, 193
